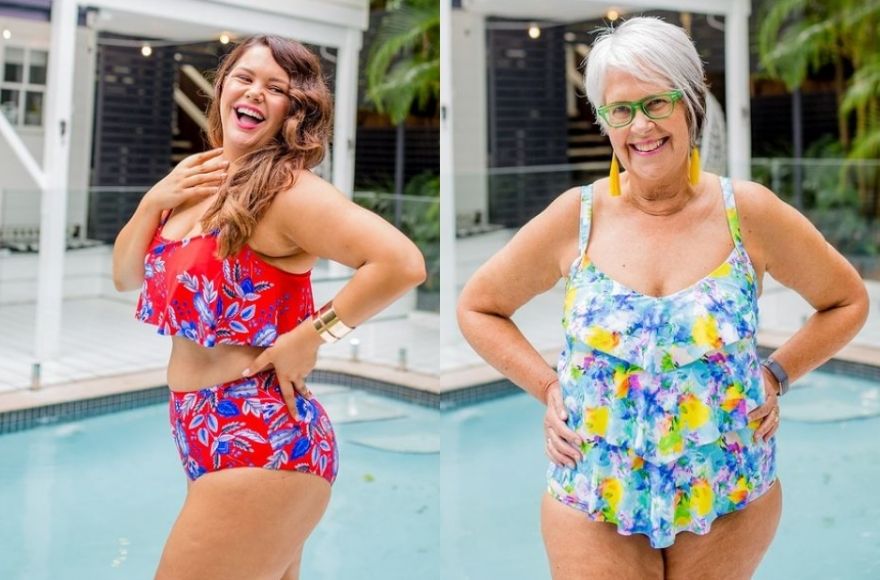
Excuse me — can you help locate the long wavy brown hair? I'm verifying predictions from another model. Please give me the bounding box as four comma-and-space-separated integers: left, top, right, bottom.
200, 35, 333, 257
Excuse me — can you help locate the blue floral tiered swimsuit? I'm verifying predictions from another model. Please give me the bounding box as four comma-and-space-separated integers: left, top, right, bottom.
547, 176, 777, 548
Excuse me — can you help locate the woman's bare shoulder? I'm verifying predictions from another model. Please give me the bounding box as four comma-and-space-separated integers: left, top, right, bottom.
730, 178, 794, 238
275, 170, 344, 205
730, 178, 780, 215
541, 185, 585, 226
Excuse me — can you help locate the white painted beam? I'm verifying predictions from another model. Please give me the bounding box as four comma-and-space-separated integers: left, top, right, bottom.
463, 0, 731, 21
181, 64, 214, 98
331, 28, 362, 198
724, 0, 751, 180
206, 0, 369, 32
35, 0, 77, 362
174, 87, 208, 132
440, 0, 457, 344
0, 113, 46, 191
89, 0, 351, 48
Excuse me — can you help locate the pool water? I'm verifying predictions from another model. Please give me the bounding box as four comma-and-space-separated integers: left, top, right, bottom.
3, 370, 879, 579
442, 370, 880, 580
0, 385, 439, 580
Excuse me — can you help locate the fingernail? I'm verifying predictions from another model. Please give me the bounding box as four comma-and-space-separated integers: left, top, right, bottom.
242, 368, 251, 377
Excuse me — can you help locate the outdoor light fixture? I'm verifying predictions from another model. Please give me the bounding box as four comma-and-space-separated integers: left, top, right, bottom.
2, 29, 11, 40
528, 23, 541, 39
219, 32, 231, 44
141, 44, 152, 57
607, 9, 620, 21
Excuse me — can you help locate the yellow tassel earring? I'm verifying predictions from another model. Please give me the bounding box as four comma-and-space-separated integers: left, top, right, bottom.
689, 146, 701, 186
609, 155, 621, 196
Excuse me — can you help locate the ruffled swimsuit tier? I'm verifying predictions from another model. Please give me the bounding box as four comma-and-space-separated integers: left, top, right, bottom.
547, 177, 776, 548
136, 215, 338, 485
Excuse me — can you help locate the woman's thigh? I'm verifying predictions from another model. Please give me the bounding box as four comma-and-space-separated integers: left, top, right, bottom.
663, 479, 783, 580
541, 494, 664, 580
156, 467, 331, 580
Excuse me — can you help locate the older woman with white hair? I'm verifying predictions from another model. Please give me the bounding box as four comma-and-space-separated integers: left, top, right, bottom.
458, 16, 868, 580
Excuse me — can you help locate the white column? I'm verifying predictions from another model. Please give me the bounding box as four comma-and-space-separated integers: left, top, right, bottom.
35, 0, 77, 362
451, 10, 488, 226
724, 0, 752, 180
332, 27, 362, 198
329, 27, 362, 279
440, 0, 457, 345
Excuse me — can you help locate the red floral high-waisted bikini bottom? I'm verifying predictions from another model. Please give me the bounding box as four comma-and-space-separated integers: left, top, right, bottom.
168, 369, 338, 485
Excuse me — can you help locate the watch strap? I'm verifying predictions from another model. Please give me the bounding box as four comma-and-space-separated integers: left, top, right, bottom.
761, 357, 789, 396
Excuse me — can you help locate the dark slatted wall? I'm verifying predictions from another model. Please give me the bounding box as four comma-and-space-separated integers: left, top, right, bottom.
354, 126, 440, 188
751, 92, 841, 155
88, 37, 175, 242
486, 23, 569, 227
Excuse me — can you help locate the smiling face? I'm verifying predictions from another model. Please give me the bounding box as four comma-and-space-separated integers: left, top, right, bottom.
218, 44, 291, 159
602, 69, 691, 185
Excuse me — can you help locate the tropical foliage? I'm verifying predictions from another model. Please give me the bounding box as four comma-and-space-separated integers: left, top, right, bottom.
366, 0, 440, 124
757, 0, 880, 217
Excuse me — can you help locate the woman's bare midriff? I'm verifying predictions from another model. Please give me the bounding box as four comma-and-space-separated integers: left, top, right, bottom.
167, 336, 268, 392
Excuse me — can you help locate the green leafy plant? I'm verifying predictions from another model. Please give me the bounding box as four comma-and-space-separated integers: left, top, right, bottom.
354, 171, 440, 295
366, 0, 440, 125
757, 0, 880, 216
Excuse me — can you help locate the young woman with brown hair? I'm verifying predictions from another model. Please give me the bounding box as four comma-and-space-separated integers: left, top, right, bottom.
113, 35, 425, 579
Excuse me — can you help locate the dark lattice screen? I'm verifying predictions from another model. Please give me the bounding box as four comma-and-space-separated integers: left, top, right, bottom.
486, 23, 569, 227
355, 126, 440, 188
88, 36, 175, 242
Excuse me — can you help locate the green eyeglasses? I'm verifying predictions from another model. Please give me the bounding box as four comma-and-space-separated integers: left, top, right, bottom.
596, 90, 684, 128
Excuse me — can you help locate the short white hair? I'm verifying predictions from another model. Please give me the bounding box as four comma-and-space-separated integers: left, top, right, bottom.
584, 16, 707, 145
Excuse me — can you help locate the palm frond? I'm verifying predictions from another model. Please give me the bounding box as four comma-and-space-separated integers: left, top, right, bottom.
848, 129, 880, 159
842, 59, 880, 112
365, 2, 440, 121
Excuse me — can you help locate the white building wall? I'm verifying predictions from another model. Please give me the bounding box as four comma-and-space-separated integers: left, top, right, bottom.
451, 10, 489, 226
0, 15, 94, 235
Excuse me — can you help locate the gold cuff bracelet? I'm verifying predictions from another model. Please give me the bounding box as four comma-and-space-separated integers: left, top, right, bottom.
312, 302, 355, 343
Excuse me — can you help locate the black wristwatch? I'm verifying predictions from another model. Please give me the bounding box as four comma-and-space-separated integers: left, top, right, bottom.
761, 357, 789, 396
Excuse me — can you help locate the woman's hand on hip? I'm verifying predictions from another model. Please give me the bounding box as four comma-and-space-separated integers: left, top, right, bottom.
749, 366, 781, 442
242, 321, 323, 420
544, 380, 583, 468
142, 148, 229, 211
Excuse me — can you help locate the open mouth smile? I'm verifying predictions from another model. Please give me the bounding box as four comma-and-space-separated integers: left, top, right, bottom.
629, 137, 669, 155
232, 105, 265, 130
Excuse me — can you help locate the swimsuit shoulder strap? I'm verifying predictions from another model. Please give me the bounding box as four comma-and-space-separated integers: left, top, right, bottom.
720, 176, 745, 250
577, 183, 594, 259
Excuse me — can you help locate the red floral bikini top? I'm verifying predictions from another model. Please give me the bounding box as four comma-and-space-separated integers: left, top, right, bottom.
135, 213, 314, 348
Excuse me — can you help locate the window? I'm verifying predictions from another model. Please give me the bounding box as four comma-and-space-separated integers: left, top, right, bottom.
0, 46, 47, 128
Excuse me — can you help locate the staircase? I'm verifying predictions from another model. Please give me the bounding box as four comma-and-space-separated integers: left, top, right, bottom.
564, 42, 611, 186
171, 54, 217, 166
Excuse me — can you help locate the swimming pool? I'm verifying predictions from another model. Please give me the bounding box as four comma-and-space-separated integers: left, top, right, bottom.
0, 385, 440, 580
442, 369, 880, 580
